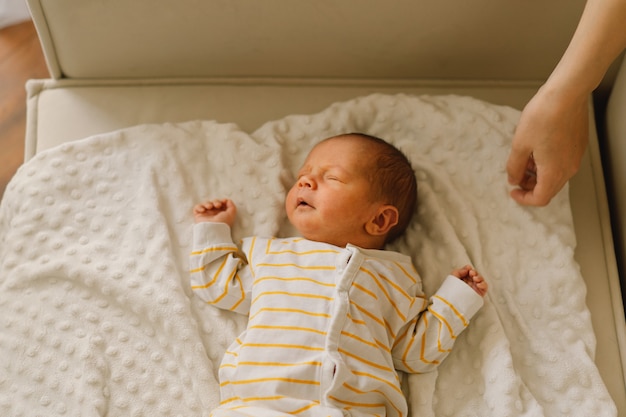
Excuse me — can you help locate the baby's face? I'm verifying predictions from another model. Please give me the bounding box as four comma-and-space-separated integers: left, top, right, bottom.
285, 137, 382, 248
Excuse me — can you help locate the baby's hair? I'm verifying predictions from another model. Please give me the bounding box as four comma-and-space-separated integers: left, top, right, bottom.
330, 133, 418, 243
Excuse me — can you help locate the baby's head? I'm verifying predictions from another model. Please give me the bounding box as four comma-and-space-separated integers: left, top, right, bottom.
285, 133, 417, 249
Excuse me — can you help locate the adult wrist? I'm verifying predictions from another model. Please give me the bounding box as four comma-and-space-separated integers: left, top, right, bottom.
536, 79, 589, 111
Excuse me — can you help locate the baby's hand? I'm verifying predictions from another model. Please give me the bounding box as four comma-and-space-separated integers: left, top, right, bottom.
451, 265, 488, 297
193, 199, 237, 227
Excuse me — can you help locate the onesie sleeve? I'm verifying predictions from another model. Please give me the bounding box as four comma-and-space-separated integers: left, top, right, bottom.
189, 222, 253, 315
392, 275, 484, 373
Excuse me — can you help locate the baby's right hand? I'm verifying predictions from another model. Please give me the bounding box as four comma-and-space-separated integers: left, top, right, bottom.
193, 199, 237, 227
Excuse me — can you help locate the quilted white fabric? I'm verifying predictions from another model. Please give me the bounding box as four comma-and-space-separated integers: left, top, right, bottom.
0, 94, 615, 416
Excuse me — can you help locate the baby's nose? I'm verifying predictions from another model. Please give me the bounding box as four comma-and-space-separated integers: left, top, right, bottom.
298, 175, 315, 189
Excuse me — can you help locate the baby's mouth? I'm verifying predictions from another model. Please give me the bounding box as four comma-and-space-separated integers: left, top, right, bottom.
297, 198, 313, 209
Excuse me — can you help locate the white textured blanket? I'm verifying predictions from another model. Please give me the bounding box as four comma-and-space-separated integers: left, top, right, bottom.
0, 94, 615, 416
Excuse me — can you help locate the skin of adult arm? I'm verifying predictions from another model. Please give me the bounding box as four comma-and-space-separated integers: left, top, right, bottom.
507, 0, 626, 206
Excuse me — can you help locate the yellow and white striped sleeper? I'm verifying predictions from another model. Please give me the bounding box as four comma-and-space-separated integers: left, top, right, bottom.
190, 222, 483, 417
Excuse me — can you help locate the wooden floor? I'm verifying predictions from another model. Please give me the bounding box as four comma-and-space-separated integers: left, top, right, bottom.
0, 20, 49, 200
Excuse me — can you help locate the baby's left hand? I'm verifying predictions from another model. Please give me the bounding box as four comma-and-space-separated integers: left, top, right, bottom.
451, 265, 488, 297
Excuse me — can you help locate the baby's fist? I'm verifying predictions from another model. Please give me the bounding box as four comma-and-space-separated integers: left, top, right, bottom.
193, 199, 237, 227
451, 265, 488, 297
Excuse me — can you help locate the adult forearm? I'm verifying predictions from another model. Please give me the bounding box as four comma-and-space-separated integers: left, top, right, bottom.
506, 0, 626, 206
547, 0, 626, 99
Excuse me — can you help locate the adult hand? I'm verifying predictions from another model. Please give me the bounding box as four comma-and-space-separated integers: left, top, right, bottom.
506, 87, 589, 206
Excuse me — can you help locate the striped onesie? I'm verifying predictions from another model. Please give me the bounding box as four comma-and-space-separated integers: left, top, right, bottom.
190, 222, 484, 417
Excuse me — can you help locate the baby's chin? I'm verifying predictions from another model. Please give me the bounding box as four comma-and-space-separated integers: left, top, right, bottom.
287, 215, 349, 247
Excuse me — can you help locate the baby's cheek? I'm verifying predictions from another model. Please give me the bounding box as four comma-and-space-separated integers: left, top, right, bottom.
284, 191, 295, 211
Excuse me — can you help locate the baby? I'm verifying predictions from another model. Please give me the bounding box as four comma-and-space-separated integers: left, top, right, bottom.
190, 133, 487, 417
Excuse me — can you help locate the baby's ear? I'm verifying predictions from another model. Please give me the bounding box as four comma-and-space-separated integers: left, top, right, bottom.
366, 205, 399, 237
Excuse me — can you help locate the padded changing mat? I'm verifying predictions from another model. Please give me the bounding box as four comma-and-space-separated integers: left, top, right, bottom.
0, 94, 615, 416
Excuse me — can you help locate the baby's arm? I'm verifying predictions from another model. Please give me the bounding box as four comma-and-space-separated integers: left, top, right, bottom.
451, 264, 488, 297
190, 198, 252, 315
193, 198, 237, 226
393, 268, 485, 373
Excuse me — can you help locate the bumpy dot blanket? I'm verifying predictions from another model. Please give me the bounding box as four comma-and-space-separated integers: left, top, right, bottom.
0, 94, 615, 416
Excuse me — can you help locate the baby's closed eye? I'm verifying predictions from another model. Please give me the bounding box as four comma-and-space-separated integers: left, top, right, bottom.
324, 173, 345, 183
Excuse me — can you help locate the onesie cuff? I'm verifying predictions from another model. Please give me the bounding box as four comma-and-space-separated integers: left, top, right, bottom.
192, 222, 234, 249
436, 275, 485, 320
